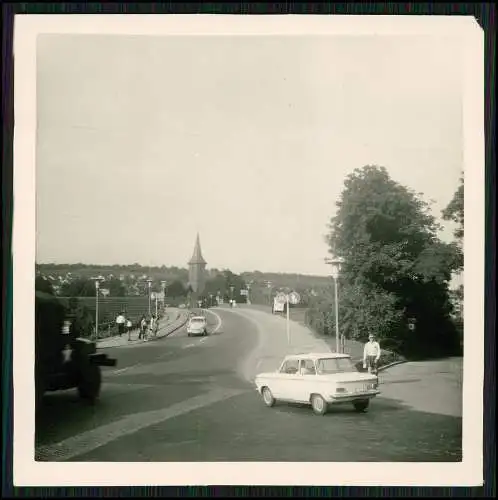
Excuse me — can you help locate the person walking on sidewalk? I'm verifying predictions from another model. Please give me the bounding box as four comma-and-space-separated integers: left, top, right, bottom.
149, 314, 156, 338
126, 318, 133, 341
116, 312, 126, 337
363, 334, 381, 374
139, 315, 147, 340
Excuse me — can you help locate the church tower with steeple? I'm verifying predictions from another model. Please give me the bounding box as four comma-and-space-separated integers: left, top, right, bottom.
188, 233, 207, 296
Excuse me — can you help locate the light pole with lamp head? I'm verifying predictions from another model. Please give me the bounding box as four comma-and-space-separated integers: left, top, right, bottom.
146, 278, 153, 317
161, 280, 167, 311
91, 276, 105, 340
325, 257, 345, 353
264, 280, 272, 307
246, 280, 253, 305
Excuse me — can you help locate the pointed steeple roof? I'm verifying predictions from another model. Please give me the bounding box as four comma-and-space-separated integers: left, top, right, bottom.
188, 233, 207, 265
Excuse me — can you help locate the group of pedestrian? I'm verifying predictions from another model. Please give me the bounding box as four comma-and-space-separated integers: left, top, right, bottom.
138, 314, 158, 341
115, 312, 158, 342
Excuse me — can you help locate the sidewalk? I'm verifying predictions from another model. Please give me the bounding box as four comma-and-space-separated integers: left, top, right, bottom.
375, 358, 463, 417
96, 308, 189, 349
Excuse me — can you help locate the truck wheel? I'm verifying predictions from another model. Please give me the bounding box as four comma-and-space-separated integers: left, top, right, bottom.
78, 362, 102, 403
353, 400, 370, 412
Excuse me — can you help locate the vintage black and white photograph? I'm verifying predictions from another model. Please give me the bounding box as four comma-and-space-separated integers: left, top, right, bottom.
13, 15, 484, 486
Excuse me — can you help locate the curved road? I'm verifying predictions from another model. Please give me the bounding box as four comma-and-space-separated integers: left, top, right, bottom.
35, 306, 462, 462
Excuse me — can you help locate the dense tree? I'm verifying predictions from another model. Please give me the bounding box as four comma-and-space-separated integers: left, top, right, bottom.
67, 297, 94, 337
442, 175, 464, 277
442, 175, 464, 242
203, 269, 247, 302
442, 175, 464, 342
35, 276, 54, 295
59, 278, 96, 297
325, 165, 461, 358
167, 280, 187, 297
106, 277, 126, 297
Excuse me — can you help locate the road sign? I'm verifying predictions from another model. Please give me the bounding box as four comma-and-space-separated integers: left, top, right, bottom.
289, 291, 301, 305
240, 289, 248, 296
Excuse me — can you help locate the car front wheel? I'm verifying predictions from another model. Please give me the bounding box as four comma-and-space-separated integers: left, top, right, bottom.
353, 400, 370, 412
311, 394, 327, 415
262, 387, 275, 407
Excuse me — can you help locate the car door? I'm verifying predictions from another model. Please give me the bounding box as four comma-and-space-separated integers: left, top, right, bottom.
275, 359, 301, 401
295, 359, 317, 402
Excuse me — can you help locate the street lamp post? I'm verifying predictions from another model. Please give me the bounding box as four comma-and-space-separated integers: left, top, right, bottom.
160, 280, 167, 314
325, 257, 345, 353
146, 278, 153, 317
91, 276, 105, 340
246, 281, 253, 305
265, 280, 272, 306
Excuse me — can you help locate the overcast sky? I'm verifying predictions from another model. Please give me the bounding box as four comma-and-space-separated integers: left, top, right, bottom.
36, 33, 463, 276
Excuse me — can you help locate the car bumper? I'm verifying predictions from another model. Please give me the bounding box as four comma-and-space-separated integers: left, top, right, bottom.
326, 389, 380, 403
187, 330, 205, 335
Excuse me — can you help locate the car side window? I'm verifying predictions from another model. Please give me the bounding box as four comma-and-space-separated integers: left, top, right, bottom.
300, 359, 316, 375
280, 360, 299, 374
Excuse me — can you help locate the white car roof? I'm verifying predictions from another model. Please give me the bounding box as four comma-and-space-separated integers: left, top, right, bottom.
190, 316, 206, 321
283, 352, 351, 361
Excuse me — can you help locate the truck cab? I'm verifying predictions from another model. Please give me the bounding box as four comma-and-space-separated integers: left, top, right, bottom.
35, 292, 116, 410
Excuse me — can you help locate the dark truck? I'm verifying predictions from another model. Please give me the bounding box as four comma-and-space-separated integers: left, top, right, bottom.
35, 291, 117, 410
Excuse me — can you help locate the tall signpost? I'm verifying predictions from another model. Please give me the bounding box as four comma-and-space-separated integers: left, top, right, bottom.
325, 257, 345, 353
91, 276, 105, 340
275, 291, 300, 345
264, 280, 273, 306
287, 291, 301, 345
161, 280, 167, 310
146, 278, 153, 317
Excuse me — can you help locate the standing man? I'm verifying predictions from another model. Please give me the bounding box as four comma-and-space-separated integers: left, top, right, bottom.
126, 317, 133, 341
149, 314, 156, 338
139, 315, 147, 340
363, 334, 381, 374
116, 311, 126, 337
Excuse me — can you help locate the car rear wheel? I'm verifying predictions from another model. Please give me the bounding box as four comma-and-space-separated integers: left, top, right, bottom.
262, 387, 275, 407
353, 400, 370, 412
311, 394, 327, 415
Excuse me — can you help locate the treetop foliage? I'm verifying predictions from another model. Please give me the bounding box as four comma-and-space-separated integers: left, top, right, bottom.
313, 165, 462, 358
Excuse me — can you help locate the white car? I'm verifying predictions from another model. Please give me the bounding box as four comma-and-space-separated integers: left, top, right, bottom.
254, 352, 380, 415
186, 316, 208, 337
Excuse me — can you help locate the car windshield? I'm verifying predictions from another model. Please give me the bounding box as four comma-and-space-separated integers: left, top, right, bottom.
191, 318, 205, 323
315, 357, 356, 374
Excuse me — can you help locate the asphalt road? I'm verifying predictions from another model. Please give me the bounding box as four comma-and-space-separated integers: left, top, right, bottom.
35, 307, 462, 462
